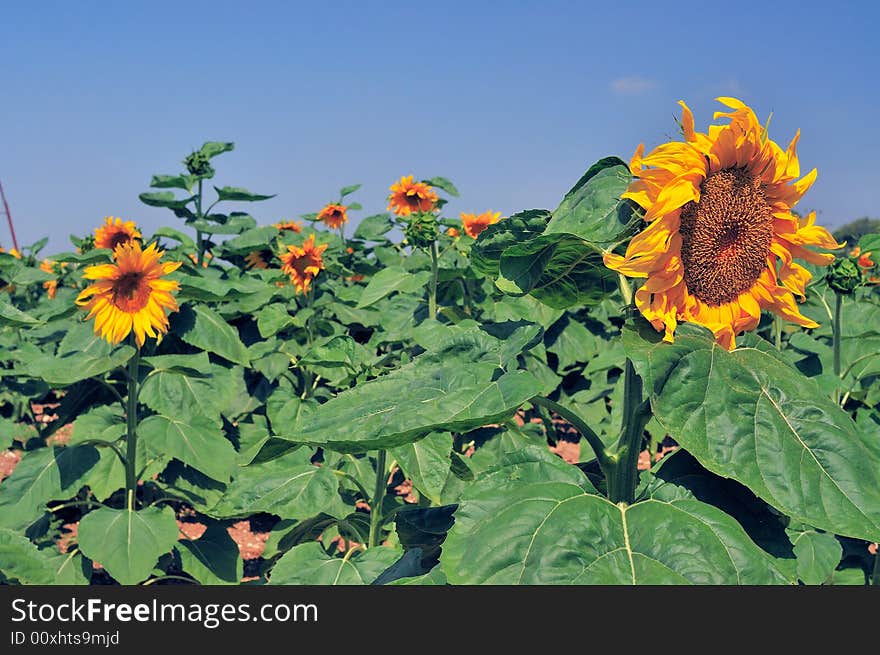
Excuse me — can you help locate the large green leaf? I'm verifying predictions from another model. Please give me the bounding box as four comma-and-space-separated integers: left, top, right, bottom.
353, 214, 393, 241
150, 174, 195, 192
77, 506, 179, 585
356, 266, 432, 308
442, 447, 790, 584
623, 321, 880, 543
389, 432, 452, 505
138, 414, 236, 483
277, 328, 544, 453
208, 450, 338, 521
176, 522, 243, 585
213, 186, 275, 202
139, 191, 193, 210
0, 300, 43, 327
545, 156, 640, 246
268, 542, 401, 585
200, 141, 235, 159
218, 226, 280, 253
0, 529, 90, 584
789, 529, 842, 585
0, 446, 100, 531
174, 304, 250, 366
469, 210, 550, 277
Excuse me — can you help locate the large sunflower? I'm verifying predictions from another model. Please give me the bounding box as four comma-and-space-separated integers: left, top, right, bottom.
245, 249, 273, 270
387, 176, 439, 217
76, 241, 182, 347
460, 210, 502, 239
317, 203, 348, 229
279, 234, 328, 294
94, 217, 141, 251
604, 97, 842, 349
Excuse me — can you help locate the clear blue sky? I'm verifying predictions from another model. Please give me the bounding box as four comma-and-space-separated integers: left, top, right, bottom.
2, 1, 878, 253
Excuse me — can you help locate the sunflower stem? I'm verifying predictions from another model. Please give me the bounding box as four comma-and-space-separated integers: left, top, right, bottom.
832, 292, 843, 404
773, 314, 783, 351
124, 348, 141, 510
428, 240, 439, 320
607, 359, 647, 505
368, 450, 387, 548
196, 179, 205, 266
530, 396, 613, 476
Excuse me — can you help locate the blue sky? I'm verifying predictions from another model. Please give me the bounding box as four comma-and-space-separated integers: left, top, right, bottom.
1, 1, 877, 253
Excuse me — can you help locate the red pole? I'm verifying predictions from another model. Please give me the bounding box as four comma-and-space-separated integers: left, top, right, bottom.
0, 179, 20, 252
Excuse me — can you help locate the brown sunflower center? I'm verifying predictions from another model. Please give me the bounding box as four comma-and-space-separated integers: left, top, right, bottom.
108, 231, 133, 249
679, 167, 773, 306
112, 272, 151, 312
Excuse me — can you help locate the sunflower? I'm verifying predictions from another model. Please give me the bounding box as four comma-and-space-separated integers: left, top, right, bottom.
446, 227, 460, 238
0, 247, 22, 259
387, 176, 439, 216
604, 98, 842, 349
40, 259, 65, 299
94, 217, 141, 251
851, 247, 875, 270
275, 220, 303, 233
460, 211, 502, 239
317, 203, 348, 229
279, 234, 328, 294
245, 250, 273, 269
76, 241, 182, 347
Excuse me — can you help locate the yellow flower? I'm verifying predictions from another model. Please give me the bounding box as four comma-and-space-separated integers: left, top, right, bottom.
40, 259, 65, 299
0, 247, 22, 259
245, 250, 272, 269
275, 220, 303, 233
387, 176, 439, 217
605, 98, 842, 349
76, 241, 181, 347
446, 227, 460, 238
94, 217, 141, 251
279, 235, 328, 294
317, 203, 348, 229
460, 211, 502, 239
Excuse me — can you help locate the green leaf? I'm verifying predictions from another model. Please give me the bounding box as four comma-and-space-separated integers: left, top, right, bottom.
142, 352, 212, 378
856, 232, 880, 254
191, 213, 257, 235
356, 266, 432, 308
395, 504, 457, 569
299, 335, 369, 373
268, 542, 402, 585
424, 176, 459, 198
256, 304, 291, 338
623, 320, 880, 543
389, 432, 453, 505
0, 529, 91, 585
277, 328, 544, 453
469, 210, 551, 277
49, 249, 114, 265
138, 414, 236, 483
0, 446, 100, 531
153, 227, 197, 248
496, 233, 618, 309
174, 304, 250, 366
200, 141, 235, 159
790, 530, 843, 585
209, 450, 338, 521
150, 174, 195, 192
0, 300, 43, 327
77, 506, 179, 585
545, 157, 640, 246
442, 449, 790, 584
139, 191, 193, 210
219, 226, 280, 253
176, 522, 243, 585
213, 186, 276, 202
353, 214, 393, 241
339, 184, 362, 198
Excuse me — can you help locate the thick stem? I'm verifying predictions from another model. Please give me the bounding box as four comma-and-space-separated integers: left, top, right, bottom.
368, 450, 387, 548
773, 314, 783, 351
872, 547, 880, 586
428, 241, 439, 320
530, 396, 613, 474
833, 292, 843, 404
607, 359, 645, 505
196, 179, 205, 266
124, 349, 141, 511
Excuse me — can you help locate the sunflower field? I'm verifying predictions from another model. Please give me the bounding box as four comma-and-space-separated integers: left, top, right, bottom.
1, 98, 879, 586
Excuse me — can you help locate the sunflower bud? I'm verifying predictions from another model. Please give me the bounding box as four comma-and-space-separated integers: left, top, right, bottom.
827, 257, 861, 295
183, 151, 214, 178
77, 235, 96, 254
404, 212, 440, 249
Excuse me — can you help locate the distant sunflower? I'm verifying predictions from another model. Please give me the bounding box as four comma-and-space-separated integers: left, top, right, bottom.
76, 241, 181, 347
94, 217, 141, 251
604, 98, 842, 349
245, 250, 273, 270
317, 203, 348, 229
0, 247, 22, 259
279, 235, 328, 294
387, 176, 439, 216
275, 220, 303, 233
40, 259, 65, 299
460, 211, 502, 239
446, 227, 460, 238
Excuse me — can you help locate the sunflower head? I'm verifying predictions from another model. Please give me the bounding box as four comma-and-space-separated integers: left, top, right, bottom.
387, 176, 439, 217
447, 227, 460, 238
275, 220, 303, 233
76, 241, 182, 347
94, 217, 142, 251
279, 235, 328, 294
604, 97, 843, 349
404, 212, 440, 248
245, 250, 273, 270
317, 203, 348, 229
460, 211, 502, 239
183, 150, 214, 178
